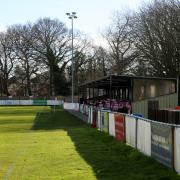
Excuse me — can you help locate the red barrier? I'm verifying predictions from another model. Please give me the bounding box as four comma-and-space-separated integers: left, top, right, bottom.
175, 106, 180, 110
114, 113, 125, 142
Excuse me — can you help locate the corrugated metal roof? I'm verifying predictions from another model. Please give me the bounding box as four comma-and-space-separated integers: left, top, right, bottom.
79, 75, 177, 88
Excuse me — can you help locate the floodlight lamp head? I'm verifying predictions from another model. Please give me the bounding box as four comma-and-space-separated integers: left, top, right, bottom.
74, 16, 77, 19
69, 17, 72, 19
66, 13, 70, 16
72, 12, 76, 15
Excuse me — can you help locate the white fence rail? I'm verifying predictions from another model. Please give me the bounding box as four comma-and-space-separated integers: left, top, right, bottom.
0, 100, 64, 106
125, 116, 137, 148
63, 103, 79, 110
174, 128, 180, 173
137, 120, 151, 156
76, 104, 180, 174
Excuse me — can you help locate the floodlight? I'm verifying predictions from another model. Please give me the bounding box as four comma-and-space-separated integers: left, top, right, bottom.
66, 11, 78, 103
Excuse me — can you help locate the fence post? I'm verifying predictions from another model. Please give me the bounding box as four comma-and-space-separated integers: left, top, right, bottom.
135, 118, 138, 149
172, 126, 175, 170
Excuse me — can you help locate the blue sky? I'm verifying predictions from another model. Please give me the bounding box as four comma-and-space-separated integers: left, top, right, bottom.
0, 0, 151, 45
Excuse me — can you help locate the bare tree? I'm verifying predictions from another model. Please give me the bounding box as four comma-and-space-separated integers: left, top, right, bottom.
8, 24, 39, 96
32, 17, 71, 96
132, 0, 180, 77
103, 13, 138, 75
13, 65, 26, 96
93, 46, 110, 76
72, 38, 99, 85
74, 45, 105, 82
0, 32, 16, 95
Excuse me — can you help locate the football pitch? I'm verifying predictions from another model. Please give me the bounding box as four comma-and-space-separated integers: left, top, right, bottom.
0, 106, 179, 180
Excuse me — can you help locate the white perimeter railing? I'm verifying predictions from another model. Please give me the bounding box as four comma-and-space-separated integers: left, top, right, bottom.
63, 102, 79, 111
77, 104, 180, 174
0, 100, 64, 106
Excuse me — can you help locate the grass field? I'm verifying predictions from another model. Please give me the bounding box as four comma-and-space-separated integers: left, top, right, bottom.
0, 106, 179, 179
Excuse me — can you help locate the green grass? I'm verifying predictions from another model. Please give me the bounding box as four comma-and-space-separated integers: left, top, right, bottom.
0, 106, 179, 179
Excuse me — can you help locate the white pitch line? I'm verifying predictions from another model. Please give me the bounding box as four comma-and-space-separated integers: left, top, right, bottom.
3, 106, 48, 179
3, 162, 15, 180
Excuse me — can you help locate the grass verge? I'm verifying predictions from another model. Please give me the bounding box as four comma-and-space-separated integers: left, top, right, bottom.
0, 106, 179, 179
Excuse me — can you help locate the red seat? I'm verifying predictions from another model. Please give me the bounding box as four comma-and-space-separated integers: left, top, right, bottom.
175, 106, 180, 110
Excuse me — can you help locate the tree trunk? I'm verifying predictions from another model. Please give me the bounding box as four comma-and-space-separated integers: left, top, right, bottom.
49, 65, 55, 97
26, 63, 32, 96
27, 76, 32, 96
3, 74, 9, 96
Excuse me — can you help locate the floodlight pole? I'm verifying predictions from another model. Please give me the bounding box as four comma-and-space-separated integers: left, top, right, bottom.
71, 17, 74, 103
66, 12, 77, 103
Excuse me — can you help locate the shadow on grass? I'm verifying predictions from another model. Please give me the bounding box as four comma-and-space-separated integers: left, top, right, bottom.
32, 107, 86, 130
32, 107, 180, 180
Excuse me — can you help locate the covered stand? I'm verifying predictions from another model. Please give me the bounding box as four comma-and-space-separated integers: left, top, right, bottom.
79, 75, 177, 114
79, 75, 132, 113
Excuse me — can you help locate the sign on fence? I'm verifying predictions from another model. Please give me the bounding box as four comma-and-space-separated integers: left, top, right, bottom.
92, 109, 97, 127
109, 113, 115, 137
137, 119, 151, 156
125, 116, 137, 148
97, 110, 101, 129
174, 127, 180, 173
85, 105, 89, 115
63, 103, 78, 110
114, 113, 125, 142
100, 111, 104, 131
33, 100, 47, 105
85, 108, 180, 173
151, 122, 173, 168
88, 107, 91, 124
47, 100, 61, 106
0, 100, 63, 106
103, 111, 108, 133
79, 104, 84, 113
90, 107, 93, 124
20, 100, 33, 105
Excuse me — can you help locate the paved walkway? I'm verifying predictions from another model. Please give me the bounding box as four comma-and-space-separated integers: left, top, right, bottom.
66, 110, 88, 122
